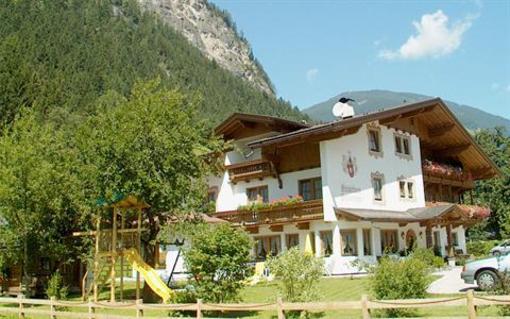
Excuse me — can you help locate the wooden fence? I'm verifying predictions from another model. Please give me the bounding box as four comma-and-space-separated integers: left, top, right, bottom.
0, 290, 509, 319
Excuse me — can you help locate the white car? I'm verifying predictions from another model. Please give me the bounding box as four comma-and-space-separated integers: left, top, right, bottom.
461, 253, 510, 290
490, 240, 510, 256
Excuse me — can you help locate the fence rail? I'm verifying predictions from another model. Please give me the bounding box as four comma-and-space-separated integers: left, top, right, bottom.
0, 290, 509, 319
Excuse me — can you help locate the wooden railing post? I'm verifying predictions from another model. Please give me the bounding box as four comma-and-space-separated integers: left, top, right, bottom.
17, 294, 24, 319
467, 289, 477, 319
361, 294, 370, 319
276, 296, 285, 319
87, 297, 95, 319
136, 298, 144, 318
50, 296, 57, 319
196, 298, 202, 319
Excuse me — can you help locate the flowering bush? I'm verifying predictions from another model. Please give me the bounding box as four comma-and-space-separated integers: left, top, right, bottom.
422, 159, 472, 180
238, 195, 304, 212
458, 205, 491, 219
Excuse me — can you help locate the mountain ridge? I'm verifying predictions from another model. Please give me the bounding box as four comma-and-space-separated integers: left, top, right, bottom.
304, 90, 510, 132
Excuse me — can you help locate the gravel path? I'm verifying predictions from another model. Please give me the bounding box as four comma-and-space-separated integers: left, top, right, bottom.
427, 266, 478, 294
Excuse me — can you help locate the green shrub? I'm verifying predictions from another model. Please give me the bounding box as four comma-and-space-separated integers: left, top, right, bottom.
370, 256, 431, 317
183, 223, 253, 303
267, 247, 324, 302
466, 240, 498, 257
490, 272, 510, 316
410, 248, 445, 269
46, 271, 68, 300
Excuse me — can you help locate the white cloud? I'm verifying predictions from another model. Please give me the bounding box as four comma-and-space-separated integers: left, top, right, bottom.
306, 68, 319, 83
379, 10, 476, 60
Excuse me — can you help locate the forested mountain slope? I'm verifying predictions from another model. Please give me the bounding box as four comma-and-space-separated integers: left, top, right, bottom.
0, 0, 305, 126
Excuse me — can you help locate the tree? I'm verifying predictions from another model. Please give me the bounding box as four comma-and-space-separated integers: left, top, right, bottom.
471, 127, 510, 238
75, 79, 224, 299
0, 110, 86, 276
267, 248, 324, 302
182, 223, 253, 303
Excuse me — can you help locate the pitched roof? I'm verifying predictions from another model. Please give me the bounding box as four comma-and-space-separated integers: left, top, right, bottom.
246, 98, 501, 179
215, 113, 308, 140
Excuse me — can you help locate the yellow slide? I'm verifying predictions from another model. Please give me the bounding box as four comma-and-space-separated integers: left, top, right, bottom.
124, 249, 176, 302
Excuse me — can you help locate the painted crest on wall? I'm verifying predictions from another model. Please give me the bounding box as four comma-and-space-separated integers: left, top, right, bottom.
342, 152, 358, 178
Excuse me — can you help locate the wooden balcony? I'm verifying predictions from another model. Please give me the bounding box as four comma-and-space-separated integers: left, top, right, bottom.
422, 160, 474, 188
226, 159, 275, 183
213, 199, 324, 227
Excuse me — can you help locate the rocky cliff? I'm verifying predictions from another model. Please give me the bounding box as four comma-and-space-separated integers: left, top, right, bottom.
138, 0, 275, 95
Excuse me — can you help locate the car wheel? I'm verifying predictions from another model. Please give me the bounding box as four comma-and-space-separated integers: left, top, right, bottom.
493, 251, 501, 257
476, 270, 499, 291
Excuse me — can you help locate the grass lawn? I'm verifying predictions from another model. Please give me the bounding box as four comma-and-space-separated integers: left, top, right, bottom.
0, 277, 503, 318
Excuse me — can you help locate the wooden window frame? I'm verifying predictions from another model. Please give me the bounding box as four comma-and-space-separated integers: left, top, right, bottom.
298, 177, 323, 201
247, 185, 269, 203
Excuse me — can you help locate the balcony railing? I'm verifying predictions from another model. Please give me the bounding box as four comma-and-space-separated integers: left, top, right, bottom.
214, 199, 323, 226
422, 160, 474, 189
226, 159, 274, 183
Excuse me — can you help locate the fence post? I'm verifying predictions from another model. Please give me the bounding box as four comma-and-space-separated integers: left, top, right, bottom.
136, 298, 144, 318
17, 294, 24, 319
467, 289, 477, 319
50, 296, 57, 319
361, 294, 371, 319
276, 296, 285, 319
196, 298, 202, 319
88, 297, 95, 319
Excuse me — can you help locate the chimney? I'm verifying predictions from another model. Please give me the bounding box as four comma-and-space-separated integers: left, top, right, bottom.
332, 97, 355, 120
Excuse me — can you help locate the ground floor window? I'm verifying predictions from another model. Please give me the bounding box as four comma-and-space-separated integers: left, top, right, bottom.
433, 230, 441, 255
363, 229, 372, 255
255, 236, 281, 261
452, 232, 459, 246
380, 229, 398, 254
341, 229, 357, 256
286, 234, 299, 249
320, 231, 333, 256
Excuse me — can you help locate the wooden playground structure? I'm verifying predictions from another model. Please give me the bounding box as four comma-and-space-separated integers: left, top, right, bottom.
74, 195, 172, 303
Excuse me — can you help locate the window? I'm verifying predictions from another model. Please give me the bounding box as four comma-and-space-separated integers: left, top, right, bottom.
363, 229, 372, 255
403, 138, 410, 155
371, 173, 384, 201
399, 181, 406, 198
255, 236, 281, 261
341, 229, 357, 256
368, 129, 381, 153
452, 232, 459, 246
394, 133, 411, 157
320, 231, 333, 256
286, 234, 299, 249
381, 230, 398, 254
247, 186, 269, 203
299, 177, 322, 201
395, 135, 403, 154
407, 182, 414, 199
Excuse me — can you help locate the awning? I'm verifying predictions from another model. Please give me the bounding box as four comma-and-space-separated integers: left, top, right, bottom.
335, 202, 489, 227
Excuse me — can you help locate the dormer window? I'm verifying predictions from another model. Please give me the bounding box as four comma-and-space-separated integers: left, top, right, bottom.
367, 124, 383, 158
394, 133, 412, 159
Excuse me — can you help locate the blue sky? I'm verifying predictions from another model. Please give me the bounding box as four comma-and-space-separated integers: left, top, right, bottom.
211, 0, 510, 119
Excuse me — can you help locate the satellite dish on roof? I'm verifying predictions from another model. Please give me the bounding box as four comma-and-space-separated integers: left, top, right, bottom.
332, 97, 356, 119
